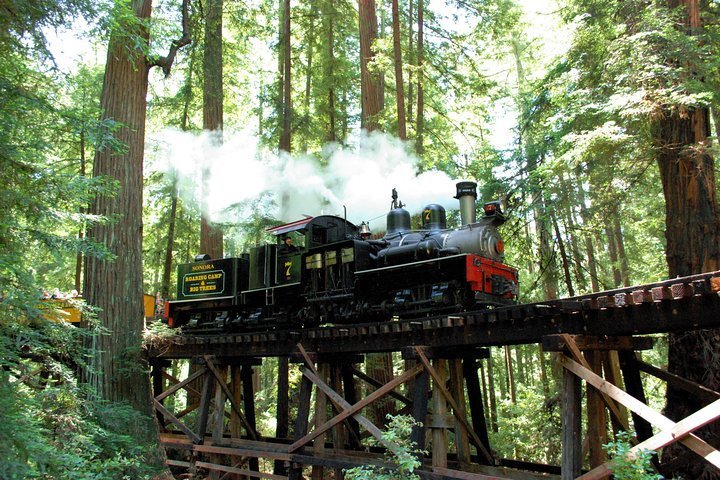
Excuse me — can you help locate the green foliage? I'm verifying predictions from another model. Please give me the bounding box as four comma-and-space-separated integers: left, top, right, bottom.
0, 318, 160, 479
603, 431, 662, 480
490, 383, 561, 465
344, 414, 424, 480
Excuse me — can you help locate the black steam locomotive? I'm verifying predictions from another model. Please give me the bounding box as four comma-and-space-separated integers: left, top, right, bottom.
165, 182, 518, 331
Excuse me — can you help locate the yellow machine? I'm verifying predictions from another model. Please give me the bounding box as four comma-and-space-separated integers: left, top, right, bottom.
39, 294, 157, 325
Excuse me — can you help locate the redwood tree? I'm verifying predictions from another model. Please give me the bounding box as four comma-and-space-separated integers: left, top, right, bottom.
391, 0, 406, 139
84, 0, 189, 426
358, 0, 383, 132
657, 0, 720, 476
200, 0, 224, 259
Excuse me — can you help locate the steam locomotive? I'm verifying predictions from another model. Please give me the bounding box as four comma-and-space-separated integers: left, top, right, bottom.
165, 182, 518, 331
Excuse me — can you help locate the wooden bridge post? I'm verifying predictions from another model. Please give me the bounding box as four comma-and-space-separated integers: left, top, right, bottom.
585, 350, 608, 468
618, 350, 654, 443
448, 359, 471, 466
241, 363, 259, 473
341, 363, 361, 449
210, 363, 227, 480
462, 356, 492, 463
274, 356, 290, 476
561, 360, 582, 479
288, 369, 313, 480
431, 358, 448, 469
312, 363, 329, 480
411, 364, 429, 463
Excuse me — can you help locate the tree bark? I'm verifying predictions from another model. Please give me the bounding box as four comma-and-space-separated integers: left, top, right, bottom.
407, 0, 414, 125
84, 0, 154, 425
200, 0, 223, 259
659, 1, 720, 477
359, 0, 383, 132
279, 0, 292, 151
324, 0, 336, 142
415, 0, 424, 152
391, 0, 406, 139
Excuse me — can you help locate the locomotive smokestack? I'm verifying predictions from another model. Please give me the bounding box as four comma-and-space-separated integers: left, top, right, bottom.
455, 181, 477, 226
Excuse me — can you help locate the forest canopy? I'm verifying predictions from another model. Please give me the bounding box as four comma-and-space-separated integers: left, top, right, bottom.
1, 0, 720, 478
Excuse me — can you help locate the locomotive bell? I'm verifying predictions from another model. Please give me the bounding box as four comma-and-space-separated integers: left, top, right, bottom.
455, 181, 478, 226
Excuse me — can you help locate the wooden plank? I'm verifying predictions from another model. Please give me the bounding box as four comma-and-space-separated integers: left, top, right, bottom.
351, 366, 413, 405
166, 459, 192, 468
636, 359, 720, 403
415, 347, 495, 464
154, 399, 201, 444
542, 335, 653, 352
558, 355, 720, 468
557, 335, 630, 432
296, 343, 400, 453
432, 466, 513, 479
195, 373, 215, 442
156, 366, 208, 402
288, 364, 423, 453
195, 461, 288, 480
195, 443, 290, 461
579, 398, 720, 479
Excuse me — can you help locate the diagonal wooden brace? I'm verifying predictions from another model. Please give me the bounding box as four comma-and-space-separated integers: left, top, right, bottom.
289, 364, 423, 453
295, 343, 401, 454
204, 355, 258, 440
578, 395, 720, 479
558, 355, 720, 476
155, 366, 208, 402
557, 334, 631, 434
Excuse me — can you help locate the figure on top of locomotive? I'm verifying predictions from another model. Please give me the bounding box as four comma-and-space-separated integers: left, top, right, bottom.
165, 181, 518, 331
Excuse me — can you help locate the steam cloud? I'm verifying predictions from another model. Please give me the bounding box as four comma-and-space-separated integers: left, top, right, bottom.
148, 129, 460, 231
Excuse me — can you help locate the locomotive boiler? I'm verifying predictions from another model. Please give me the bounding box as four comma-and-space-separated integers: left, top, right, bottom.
166, 181, 518, 331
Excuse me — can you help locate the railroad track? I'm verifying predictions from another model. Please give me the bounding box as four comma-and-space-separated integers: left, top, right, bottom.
149, 270, 720, 360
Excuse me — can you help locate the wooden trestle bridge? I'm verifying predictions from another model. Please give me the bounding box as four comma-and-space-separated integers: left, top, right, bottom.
148, 271, 720, 480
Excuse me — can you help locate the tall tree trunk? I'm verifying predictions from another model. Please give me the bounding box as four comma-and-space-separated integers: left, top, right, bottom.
659, 1, 720, 477
301, 6, 314, 153
407, 0, 414, 125
552, 212, 575, 296
576, 168, 600, 292
359, 0, 383, 132
325, 0, 336, 142
161, 180, 178, 299
200, 0, 223, 259
613, 215, 630, 287
84, 0, 153, 423
162, 58, 194, 299
280, 0, 292, 152
415, 0, 424, 152
391, 0, 406, 139
604, 223, 622, 288
74, 126, 86, 292
504, 346, 516, 404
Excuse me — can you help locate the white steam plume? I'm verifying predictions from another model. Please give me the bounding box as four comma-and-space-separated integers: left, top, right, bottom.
147, 129, 460, 231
